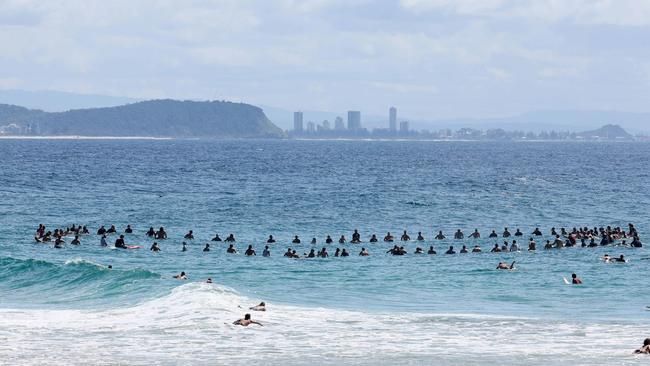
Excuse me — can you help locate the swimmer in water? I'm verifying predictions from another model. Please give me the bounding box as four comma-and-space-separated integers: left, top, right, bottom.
359, 248, 369, 256
369, 234, 378, 242
401, 230, 410, 241
212, 233, 222, 242
311, 238, 317, 245
445, 246, 456, 254
107, 225, 117, 234
227, 244, 237, 254
417, 232, 425, 241
150, 242, 161, 251
206, 278, 212, 284
182, 242, 188, 252
146, 227, 155, 237
496, 261, 515, 270
325, 235, 333, 244
225, 234, 235, 242
100, 234, 108, 247
233, 313, 262, 327
510, 240, 519, 252
532, 227, 542, 236
71, 235, 80, 245
351, 230, 361, 243
528, 238, 536, 251
250, 302, 266, 311
514, 228, 523, 236
634, 338, 650, 354
460, 245, 468, 253
454, 229, 464, 240
292, 235, 301, 244
173, 271, 187, 280
435, 231, 445, 240
318, 247, 329, 258
54, 238, 63, 248
307, 248, 316, 258
334, 248, 340, 257
341, 248, 350, 257
203, 243, 210, 252
501, 241, 509, 252
339, 235, 346, 244
97, 225, 107, 235
571, 273, 582, 284
384, 232, 394, 242
414, 247, 423, 254
469, 229, 480, 239
184, 230, 194, 240
602, 254, 611, 262
428, 246, 437, 255
502, 228, 511, 238
245, 245, 256, 256
266, 235, 275, 243
263, 246, 270, 257
631, 235, 643, 248
544, 240, 553, 250
472, 245, 482, 253
284, 248, 293, 257
156, 227, 167, 240
125, 225, 133, 234
489, 230, 498, 238
491, 244, 501, 253
613, 254, 627, 263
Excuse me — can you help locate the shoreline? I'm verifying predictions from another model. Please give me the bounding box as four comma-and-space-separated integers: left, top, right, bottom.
0, 135, 174, 140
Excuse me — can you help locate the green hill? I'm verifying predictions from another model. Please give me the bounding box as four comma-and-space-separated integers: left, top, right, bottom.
0, 99, 284, 138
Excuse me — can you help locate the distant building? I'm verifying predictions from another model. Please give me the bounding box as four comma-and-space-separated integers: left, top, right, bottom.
293, 111, 304, 132
389, 107, 397, 132
307, 121, 315, 133
399, 120, 409, 133
322, 120, 330, 130
334, 116, 345, 130
347, 111, 361, 131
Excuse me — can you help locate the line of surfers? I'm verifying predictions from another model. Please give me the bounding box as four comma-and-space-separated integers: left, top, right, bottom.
33, 223, 642, 250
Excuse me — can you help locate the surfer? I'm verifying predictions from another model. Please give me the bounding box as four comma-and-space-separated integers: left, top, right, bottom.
146, 227, 156, 237
318, 247, 329, 258
107, 225, 117, 234
417, 232, 425, 241
233, 314, 262, 327
384, 232, 394, 242
266, 235, 275, 243
496, 261, 515, 270
340, 248, 350, 257
263, 246, 270, 257
97, 225, 107, 235
115, 235, 127, 249
292, 235, 301, 244
435, 231, 445, 240
359, 247, 369, 256
514, 228, 523, 236
472, 245, 482, 253
339, 235, 346, 244
469, 229, 480, 239
326, 235, 333, 244
502, 228, 511, 237
125, 225, 133, 234
212, 233, 222, 241
311, 238, 317, 245
454, 229, 464, 239
613, 254, 627, 263
150, 242, 161, 251
173, 271, 187, 280
427, 246, 437, 254
71, 235, 80, 245
528, 238, 536, 251
227, 244, 237, 254
184, 230, 194, 240
369, 234, 378, 242
250, 302, 266, 311
489, 230, 498, 238
245, 245, 256, 256
156, 227, 167, 240
100, 234, 108, 247
491, 244, 501, 252
225, 234, 236, 242
352, 230, 361, 243
571, 273, 582, 284
532, 227, 542, 236
202, 243, 210, 252
634, 338, 650, 354
445, 246, 456, 254
414, 247, 424, 254
460, 245, 468, 253
510, 240, 519, 252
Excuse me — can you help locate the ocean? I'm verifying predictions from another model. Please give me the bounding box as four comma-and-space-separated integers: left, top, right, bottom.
0, 139, 648, 365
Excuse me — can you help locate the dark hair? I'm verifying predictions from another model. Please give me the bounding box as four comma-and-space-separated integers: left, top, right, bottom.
244, 313, 251, 320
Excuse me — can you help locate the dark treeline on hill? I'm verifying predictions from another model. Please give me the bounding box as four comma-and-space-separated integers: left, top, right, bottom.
0, 100, 284, 138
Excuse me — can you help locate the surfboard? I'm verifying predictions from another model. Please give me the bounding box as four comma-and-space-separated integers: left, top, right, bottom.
562, 277, 570, 285
127, 245, 141, 249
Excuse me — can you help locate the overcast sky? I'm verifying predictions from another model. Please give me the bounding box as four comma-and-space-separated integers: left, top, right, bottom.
1, 0, 649, 119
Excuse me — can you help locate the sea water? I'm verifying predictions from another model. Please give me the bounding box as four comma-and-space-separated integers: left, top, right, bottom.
0, 139, 648, 365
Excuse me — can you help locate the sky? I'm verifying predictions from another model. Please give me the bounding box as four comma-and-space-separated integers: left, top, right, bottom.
0, 0, 649, 119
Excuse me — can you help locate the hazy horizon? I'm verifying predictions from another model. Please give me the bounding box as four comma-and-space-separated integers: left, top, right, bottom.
1, 1, 649, 121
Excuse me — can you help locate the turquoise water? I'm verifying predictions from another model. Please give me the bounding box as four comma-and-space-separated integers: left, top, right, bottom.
0, 139, 649, 365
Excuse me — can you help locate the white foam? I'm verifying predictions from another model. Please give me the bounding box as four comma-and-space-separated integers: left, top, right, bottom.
0, 282, 647, 365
